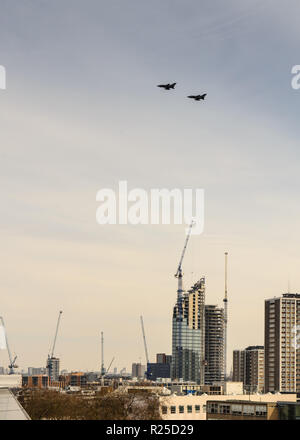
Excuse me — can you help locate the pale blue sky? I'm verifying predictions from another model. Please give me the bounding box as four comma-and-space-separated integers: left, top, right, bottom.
0, 0, 300, 372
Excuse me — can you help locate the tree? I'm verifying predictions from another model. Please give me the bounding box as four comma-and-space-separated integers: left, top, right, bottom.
17, 389, 162, 420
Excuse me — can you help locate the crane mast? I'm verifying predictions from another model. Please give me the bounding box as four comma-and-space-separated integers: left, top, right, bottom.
140, 316, 151, 380
175, 220, 194, 278
175, 220, 194, 304
0, 317, 18, 374
223, 252, 228, 382
101, 332, 105, 377
106, 357, 115, 375
140, 316, 149, 364
47, 311, 63, 379
50, 311, 63, 358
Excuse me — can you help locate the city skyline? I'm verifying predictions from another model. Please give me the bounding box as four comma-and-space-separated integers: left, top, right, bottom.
1, 0, 300, 372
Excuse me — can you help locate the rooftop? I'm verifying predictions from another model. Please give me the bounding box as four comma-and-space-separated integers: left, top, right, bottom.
0, 388, 30, 420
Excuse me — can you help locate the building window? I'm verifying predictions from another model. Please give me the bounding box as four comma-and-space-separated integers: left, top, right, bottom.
243, 405, 255, 416
179, 406, 184, 413
195, 405, 200, 413
231, 404, 242, 415
170, 406, 176, 414
220, 405, 231, 414
255, 405, 267, 416
187, 405, 193, 413
162, 406, 168, 414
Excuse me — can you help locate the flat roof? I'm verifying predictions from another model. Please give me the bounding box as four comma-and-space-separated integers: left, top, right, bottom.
207, 400, 274, 405
0, 388, 30, 420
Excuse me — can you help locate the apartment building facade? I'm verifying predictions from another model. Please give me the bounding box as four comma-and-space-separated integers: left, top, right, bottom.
265, 293, 300, 392
204, 305, 224, 384
172, 278, 206, 384
232, 346, 264, 392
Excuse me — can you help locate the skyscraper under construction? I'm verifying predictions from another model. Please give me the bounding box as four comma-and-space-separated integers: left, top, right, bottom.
171, 225, 226, 385
171, 278, 206, 384
204, 305, 225, 384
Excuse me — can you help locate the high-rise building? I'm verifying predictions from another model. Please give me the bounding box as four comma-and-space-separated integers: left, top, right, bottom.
166, 355, 172, 365
131, 363, 145, 379
47, 357, 60, 383
232, 346, 264, 392
156, 354, 166, 364
172, 278, 206, 384
233, 350, 245, 383
265, 293, 300, 393
205, 305, 224, 384
156, 353, 172, 364
244, 346, 264, 393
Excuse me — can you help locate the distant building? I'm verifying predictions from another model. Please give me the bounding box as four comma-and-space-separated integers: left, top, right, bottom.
131, 363, 145, 379
232, 350, 245, 382
147, 363, 171, 381
85, 372, 98, 382
28, 367, 47, 376
22, 375, 49, 389
147, 354, 172, 381
156, 354, 166, 364
265, 293, 300, 392
156, 353, 172, 364
204, 305, 224, 384
47, 356, 60, 382
59, 372, 87, 388
232, 346, 264, 392
172, 278, 206, 384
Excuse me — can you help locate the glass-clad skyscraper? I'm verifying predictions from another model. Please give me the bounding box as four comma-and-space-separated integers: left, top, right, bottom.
172, 278, 206, 384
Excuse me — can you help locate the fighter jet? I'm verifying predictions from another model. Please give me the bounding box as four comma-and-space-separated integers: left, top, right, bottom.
187, 93, 207, 101
157, 83, 176, 90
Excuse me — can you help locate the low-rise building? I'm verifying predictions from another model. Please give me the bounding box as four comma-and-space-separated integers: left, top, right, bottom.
277, 402, 300, 420
159, 392, 297, 420
0, 388, 30, 420
147, 363, 171, 381
206, 399, 279, 420
22, 375, 49, 389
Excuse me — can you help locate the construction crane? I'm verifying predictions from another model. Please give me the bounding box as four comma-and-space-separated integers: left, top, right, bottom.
105, 357, 115, 376
140, 316, 149, 364
140, 316, 151, 380
100, 332, 105, 377
0, 317, 18, 374
173, 222, 194, 382
175, 220, 194, 301
223, 252, 228, 382
46, 311, 63, 377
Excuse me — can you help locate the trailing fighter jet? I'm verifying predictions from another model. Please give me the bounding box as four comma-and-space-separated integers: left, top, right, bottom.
157, 82, 176, 90
187, 93, 207, 101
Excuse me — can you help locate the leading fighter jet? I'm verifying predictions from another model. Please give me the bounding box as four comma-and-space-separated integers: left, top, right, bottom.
187, 93, 207, 101
157, 82, 176, 90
